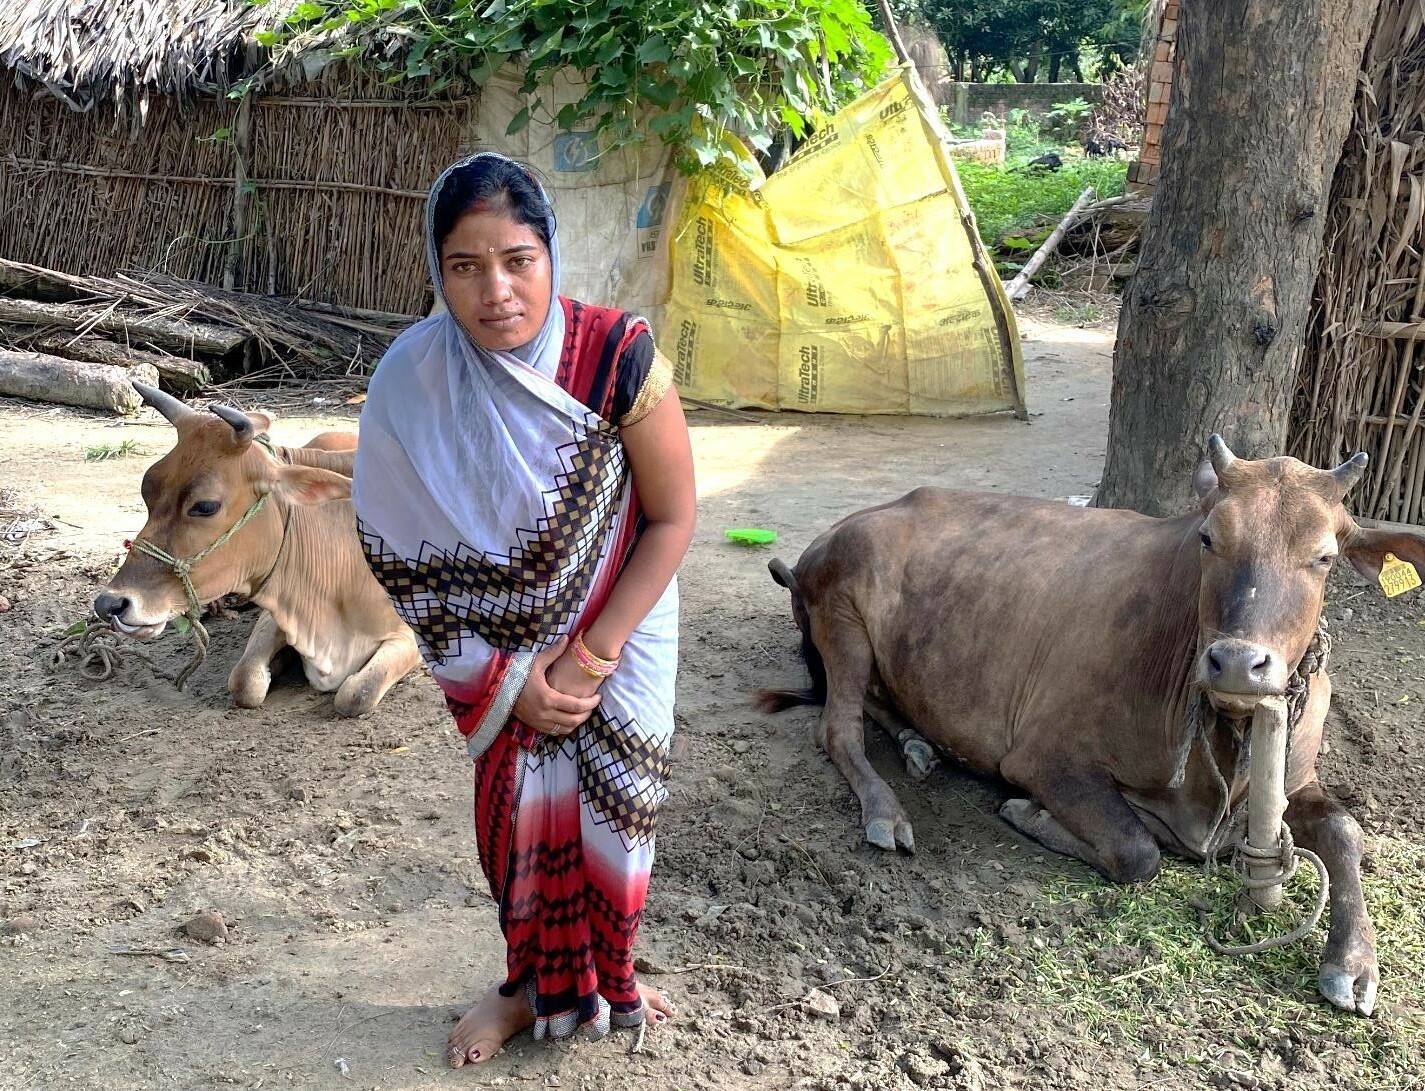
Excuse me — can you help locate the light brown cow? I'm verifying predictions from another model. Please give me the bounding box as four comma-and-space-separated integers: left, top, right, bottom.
761, 437, 1425, 1016
94, 384, 420, 716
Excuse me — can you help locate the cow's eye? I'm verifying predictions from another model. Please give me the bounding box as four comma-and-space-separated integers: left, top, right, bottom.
188, 500, 220, 517
1316, 552, 1337, 568
1200, 532, 1213, 551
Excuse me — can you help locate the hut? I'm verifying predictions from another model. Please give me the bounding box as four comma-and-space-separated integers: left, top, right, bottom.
1292, 0, 1425, 524
0, 1, 674, 319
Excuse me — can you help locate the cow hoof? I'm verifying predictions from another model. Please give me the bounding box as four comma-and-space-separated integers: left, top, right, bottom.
334, 679, 381, 718
229, 682, 269, 709
865, 818, 915, 854
900, 738, 939, 782
999, 798, 1040, 830
228, 667, 271, 709
1320, 962, 1378, 1017
333, 696, 377, 718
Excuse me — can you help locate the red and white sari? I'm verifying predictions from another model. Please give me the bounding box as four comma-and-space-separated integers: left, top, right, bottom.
352, 154, 677, 1040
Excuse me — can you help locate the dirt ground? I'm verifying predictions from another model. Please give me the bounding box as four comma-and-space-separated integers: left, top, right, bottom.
2, 313, 1423, 1091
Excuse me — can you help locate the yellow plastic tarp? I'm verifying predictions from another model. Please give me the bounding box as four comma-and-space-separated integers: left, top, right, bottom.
662, 71, 1025, 417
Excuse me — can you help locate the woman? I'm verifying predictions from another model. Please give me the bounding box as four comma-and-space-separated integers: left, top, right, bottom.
352, 153, 694, 1066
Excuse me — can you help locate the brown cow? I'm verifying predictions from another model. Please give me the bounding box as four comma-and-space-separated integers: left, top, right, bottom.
761, 437, 1425, 1016
94, 384, 421, 716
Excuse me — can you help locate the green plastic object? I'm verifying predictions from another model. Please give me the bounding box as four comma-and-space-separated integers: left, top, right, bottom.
725, 527, 778, 545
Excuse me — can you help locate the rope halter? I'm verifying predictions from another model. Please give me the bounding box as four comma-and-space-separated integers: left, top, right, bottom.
130, 493, 269, 624
126, 489, 271, 690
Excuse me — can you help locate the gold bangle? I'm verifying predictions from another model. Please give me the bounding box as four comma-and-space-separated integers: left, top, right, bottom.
573, 631, 619, 677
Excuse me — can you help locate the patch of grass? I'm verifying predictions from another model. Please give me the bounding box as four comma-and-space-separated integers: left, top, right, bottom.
957, 158, 1129, 254
84, 440, 141, 462
1053, 301, 1106, 327
944, 836, 1425, 1089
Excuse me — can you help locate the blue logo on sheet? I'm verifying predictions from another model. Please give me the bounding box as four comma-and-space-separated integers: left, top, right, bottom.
637, 183, 671, 229
552, 132, 598, 173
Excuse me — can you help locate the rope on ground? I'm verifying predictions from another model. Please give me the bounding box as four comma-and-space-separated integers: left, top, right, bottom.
47, 619, 198, 687
1196, 823, 1331, 957
48, 621, 125, 681
171, 615, 211, 691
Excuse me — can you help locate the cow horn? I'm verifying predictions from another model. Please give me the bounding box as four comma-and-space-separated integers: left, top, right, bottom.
1207, 434, 1237, 478
1330, 451, 1369, 493
209, 402, 255, 442
132, 381, 193, 424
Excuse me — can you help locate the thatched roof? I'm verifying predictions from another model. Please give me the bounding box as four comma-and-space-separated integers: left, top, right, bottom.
0, 1, 294, 108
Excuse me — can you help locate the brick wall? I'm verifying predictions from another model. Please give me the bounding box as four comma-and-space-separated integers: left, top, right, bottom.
1128, 0, 1179, 191
942, 82, 1103, 128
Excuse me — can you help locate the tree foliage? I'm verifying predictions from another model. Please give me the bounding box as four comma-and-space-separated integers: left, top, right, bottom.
893, 0, 1146, 82
252, 0, 892, 172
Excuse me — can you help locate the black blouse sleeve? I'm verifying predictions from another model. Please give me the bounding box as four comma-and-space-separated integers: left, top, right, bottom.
613, 329, 673, 427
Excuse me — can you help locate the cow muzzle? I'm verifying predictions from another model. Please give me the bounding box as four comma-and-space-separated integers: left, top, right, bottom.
93, 590, 169, 641
1202, 638, 1288, 713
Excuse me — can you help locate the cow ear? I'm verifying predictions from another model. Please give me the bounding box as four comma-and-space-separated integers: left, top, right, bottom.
272, 465, 351, 506
1192, 458, 1219, 513
1342, 523, 1425, 589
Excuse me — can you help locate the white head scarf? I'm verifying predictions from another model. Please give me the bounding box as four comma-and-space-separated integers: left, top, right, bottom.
352, 153, 630, 696
429, 152, 567, 376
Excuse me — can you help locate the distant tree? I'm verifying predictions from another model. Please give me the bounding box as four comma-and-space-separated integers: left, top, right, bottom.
893, 0, 1146, 83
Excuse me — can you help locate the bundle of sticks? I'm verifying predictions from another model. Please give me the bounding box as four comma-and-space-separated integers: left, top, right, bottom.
0, 257, 413, 414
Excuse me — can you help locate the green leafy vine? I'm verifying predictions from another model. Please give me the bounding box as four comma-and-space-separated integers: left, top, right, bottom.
248, 0, 892, 172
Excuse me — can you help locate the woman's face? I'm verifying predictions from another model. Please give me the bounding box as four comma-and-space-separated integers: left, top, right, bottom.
439, 205, 552, 352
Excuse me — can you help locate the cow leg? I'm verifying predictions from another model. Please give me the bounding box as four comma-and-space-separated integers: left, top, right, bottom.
333, 635, 421, 718
228, 611, 288, 709
1285, 781, 1377, 1016
998, 753, 1160, 884
811, 614, 914, 853
999, 799, 1104, 861
864, 695, 941, 782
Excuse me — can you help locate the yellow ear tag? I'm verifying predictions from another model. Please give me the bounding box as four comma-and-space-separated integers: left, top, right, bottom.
1379, 553, 1422, 598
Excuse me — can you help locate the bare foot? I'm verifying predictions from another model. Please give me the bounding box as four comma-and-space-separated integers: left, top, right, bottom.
447, 983, 534, 1068
638, 982, 676, 1026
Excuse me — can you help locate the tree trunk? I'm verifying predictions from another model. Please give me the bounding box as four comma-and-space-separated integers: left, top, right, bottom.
0, 296, 244, 357
1024, 42, 1042, 83
25, 331, 211, 393
0, 351, 156, 414
1095, 0, 1378, 516
1008, 58, 1026, 82
1049, 53, 1063, 83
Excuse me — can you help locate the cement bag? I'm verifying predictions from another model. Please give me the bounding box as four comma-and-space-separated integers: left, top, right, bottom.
663, 70, 1024, 417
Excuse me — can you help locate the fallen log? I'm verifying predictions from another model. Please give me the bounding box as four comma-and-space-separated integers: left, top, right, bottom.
1003, 187, 1097, 302
0, 258, 382, 378
0, 350, 158, 414
0, 262, 74, 302
0, 296, 244, 357
27, 332, 210, 393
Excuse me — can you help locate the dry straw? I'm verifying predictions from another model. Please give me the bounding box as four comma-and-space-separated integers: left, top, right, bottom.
0, 0, 285, 107
1292, 0, 1425, 523
0, 2, 461, 318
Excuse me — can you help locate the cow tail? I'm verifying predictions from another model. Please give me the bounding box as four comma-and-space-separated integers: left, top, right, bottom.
756, 558, 828, 712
